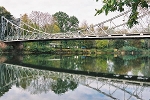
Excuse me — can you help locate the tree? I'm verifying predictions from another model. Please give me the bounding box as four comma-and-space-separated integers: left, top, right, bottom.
80, 20, 88, 30
0, 6, 12, 23
53, 11, 79, 49
69, 16, 79, 31
128, 39, 142, 48
29, 11, 54, 31
95, 0, 149, 28
51, 78, 78, 94
21, 14, 29, 23
79, 21, 96, 49
0, 6, 13, 40
21, 11, 61, 34
43, 21, 60, 33
53, 11, 79, 32
21, 14, 32, 31
96, 40, 109, 49
113, 39, 125, 49
53, 11, 69, 32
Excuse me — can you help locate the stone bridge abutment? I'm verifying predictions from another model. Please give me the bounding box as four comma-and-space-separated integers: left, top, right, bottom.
0, 41, 23, 51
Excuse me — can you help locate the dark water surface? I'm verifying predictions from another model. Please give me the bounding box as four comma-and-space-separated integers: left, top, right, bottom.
0, 54, 150, 100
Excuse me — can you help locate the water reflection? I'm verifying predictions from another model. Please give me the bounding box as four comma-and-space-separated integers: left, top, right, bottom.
5, 54, 150, 77
0, 63, 150, 100
0, 54, 150, 99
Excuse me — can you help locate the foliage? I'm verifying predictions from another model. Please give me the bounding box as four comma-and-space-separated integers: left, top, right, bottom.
21, 11, 61, 50
122, 46, 139, 51
0, 6, 13, 38
52, 24, 61, 33
95, 0, 149, 28
29, 11, 53, 27
53, 11, 79, 32
21, 14, 34, 32
21, 14, 30, 23
0, 6, 12, 23
113, 39, 125, 49
81, 40, 96, 49
96, 40, 109, 49
51, 78, 78, 94
128, 39, 142, 49
69, 16, 79, 31
122, 54, 140, 60
95, 57, 108, 72
80, 20, 88, 29
21, 11, 61, 33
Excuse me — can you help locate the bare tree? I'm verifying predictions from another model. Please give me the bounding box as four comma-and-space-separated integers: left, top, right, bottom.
29, 11, 54, 32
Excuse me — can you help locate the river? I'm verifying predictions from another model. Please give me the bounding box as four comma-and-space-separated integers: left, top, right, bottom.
0, 53, 149, 100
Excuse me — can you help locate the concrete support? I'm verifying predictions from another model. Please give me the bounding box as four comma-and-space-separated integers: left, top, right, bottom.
7, 42, 23, 50
0, 41, 7, 49
0, 41, 23, 51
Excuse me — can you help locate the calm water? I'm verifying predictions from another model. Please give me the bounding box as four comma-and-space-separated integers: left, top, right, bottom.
0, 54, 150, 100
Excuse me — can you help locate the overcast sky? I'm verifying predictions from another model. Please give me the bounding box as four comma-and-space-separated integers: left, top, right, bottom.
0, 0, 120, 25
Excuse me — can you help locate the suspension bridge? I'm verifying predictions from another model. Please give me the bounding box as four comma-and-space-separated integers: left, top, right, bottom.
1, 8, 150, 43
0, 63, 150, 100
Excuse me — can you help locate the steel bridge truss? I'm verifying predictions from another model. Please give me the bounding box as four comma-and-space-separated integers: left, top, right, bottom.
0, 63, 149, 100
1, 7, 150, 42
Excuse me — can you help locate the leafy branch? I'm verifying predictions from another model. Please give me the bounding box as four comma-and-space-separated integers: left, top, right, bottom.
95, 0, 149, 28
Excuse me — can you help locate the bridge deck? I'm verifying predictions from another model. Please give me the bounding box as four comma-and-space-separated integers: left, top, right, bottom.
3, 34, 150, 42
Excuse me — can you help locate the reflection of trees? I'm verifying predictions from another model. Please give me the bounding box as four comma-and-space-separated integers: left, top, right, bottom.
0, 64, 78, 95
60, 56, 83, 70
20, 76, 78, 95
23, 54, 60, 68
0, 64, 16, 96
60, 55, 110, 73
129, 58, 142, 68
0, 85, 11, 97
27, 77, 52, 94
81, 56, 97, 71
23, 54, 112, 73
95, 57, 108, 73
113, 57, 132, 74
113, 56, 149, 76
9, 54, 150, 78
140, 57, 150, 76
51, 77, 78, 94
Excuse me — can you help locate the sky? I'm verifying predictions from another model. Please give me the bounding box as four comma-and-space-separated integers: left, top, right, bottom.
0, 0, 120, 26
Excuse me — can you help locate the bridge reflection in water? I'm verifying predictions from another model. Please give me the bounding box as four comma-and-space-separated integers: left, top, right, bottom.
0, 63, 149, 100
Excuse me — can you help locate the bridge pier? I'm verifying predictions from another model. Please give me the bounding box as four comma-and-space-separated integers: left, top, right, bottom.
0, 41, 23, 52
8, 42, 23, 50
0, 41, 7, 49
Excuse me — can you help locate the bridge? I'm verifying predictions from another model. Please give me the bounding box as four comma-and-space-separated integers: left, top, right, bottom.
1, 8, 150, 43
0, 63, 150, 99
